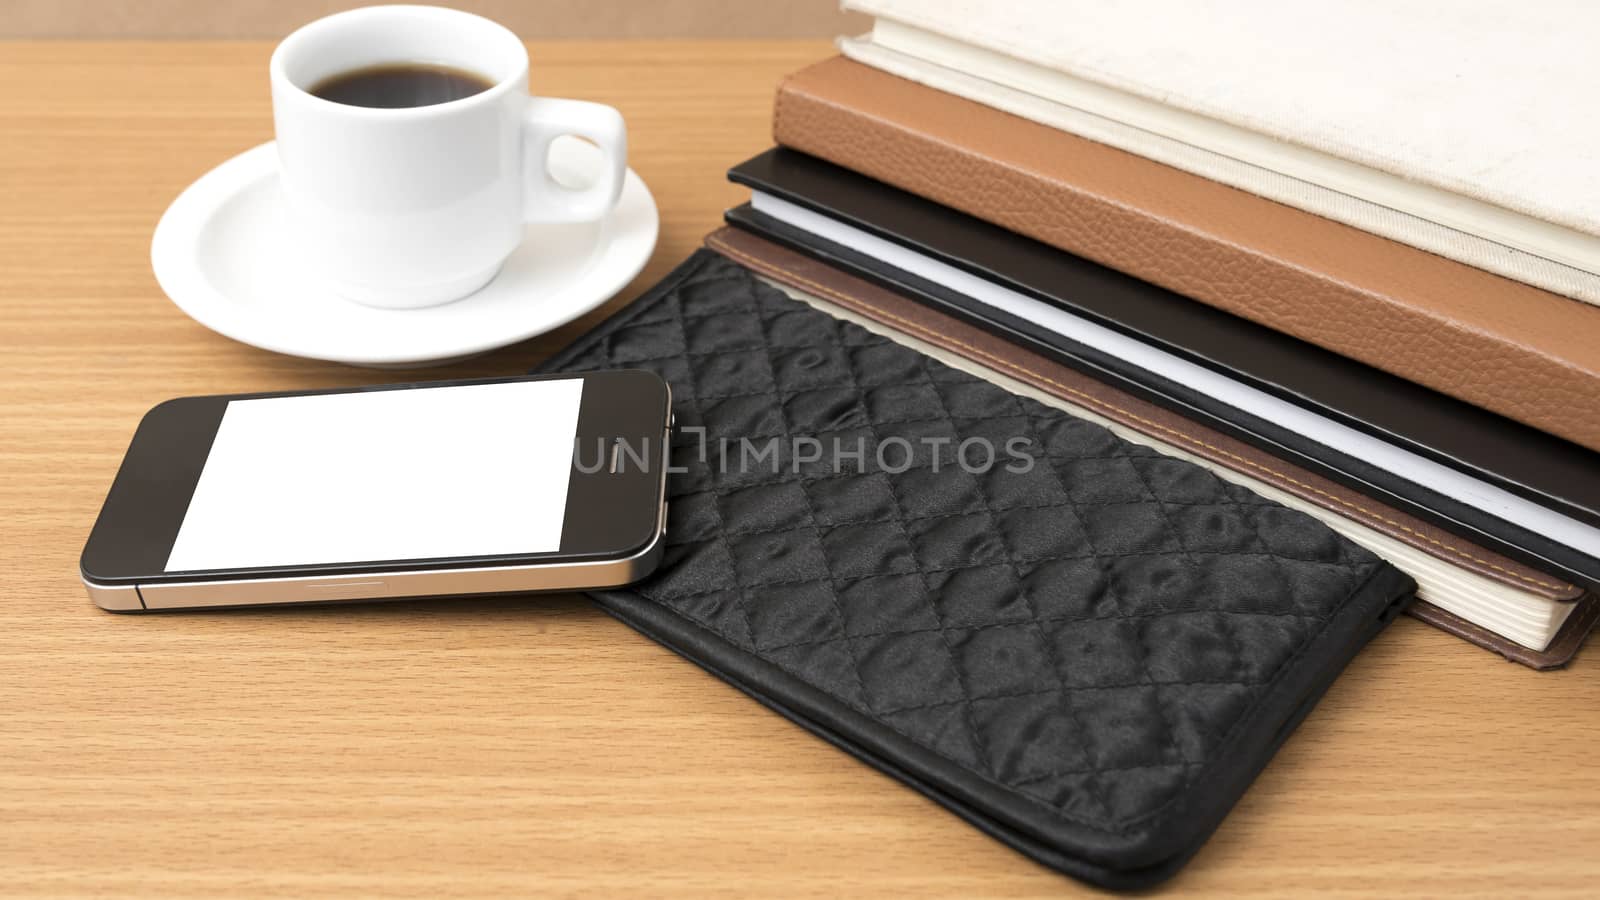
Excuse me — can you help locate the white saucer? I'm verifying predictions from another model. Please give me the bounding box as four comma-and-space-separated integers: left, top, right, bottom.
151, 140, 658, 367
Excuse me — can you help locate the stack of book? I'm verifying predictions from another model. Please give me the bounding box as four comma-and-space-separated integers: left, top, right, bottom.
719, 0, 1600, 667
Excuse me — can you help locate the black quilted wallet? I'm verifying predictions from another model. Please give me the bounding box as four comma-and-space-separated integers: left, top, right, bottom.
537, 251, 1415, 889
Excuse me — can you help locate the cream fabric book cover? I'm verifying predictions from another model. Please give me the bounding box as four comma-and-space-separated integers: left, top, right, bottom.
843, 0, 1600, 305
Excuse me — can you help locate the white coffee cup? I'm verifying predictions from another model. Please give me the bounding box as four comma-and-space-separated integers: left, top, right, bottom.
270, 5, 627, 308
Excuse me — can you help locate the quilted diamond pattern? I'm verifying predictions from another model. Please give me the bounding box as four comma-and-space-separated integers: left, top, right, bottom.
544, 253, 1393, 833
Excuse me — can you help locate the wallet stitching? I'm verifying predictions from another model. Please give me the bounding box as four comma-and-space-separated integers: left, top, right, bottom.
668, 528, 1366, 580
1113, 431, 1268, 772
780, 286, 1007, 777
654, 561, 1391, 835
649, 534, 1390, 835
652, 578, 1329, 631
1035, 561, 1387, 832
655, 590, 1332, 683
709, 238, 1568, 593
1014, 384, 1206, 787
822, 303, 1009, 786
572, 251, 1393, 837
751, 306, 923, 735
869, 677, 1274, 718
917, 345, 1123, 806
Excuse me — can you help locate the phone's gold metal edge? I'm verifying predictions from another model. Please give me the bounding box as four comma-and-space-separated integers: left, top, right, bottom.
83, 381, 673, 613
82, 506, 665, 611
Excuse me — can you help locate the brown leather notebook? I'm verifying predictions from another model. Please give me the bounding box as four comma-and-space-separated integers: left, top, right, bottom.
772, 57, 1600, 454
707, 226, 1596, 669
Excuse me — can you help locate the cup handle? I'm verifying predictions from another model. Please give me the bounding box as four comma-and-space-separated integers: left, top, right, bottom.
522, 98, 627, 224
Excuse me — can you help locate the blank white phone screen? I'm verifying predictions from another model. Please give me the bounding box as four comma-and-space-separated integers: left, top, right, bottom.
164, 379, 585, 572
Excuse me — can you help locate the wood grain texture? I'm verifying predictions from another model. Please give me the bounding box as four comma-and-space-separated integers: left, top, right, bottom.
0, 41, 1596, 898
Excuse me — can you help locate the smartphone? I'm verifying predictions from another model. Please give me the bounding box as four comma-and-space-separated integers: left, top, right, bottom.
81, 370, 671, 611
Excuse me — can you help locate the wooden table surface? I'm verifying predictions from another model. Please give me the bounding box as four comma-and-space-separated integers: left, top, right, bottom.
1, 40, 1597, 898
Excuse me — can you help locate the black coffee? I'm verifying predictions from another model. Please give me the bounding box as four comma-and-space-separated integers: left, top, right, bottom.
309, 63, 495, 109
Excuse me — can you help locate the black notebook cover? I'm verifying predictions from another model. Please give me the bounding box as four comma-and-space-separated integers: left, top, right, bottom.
536, 250, 1414, 888
725, 149, 1600, 593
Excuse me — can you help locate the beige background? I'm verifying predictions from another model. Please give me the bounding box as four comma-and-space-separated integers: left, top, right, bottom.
3, 0, 864, 38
